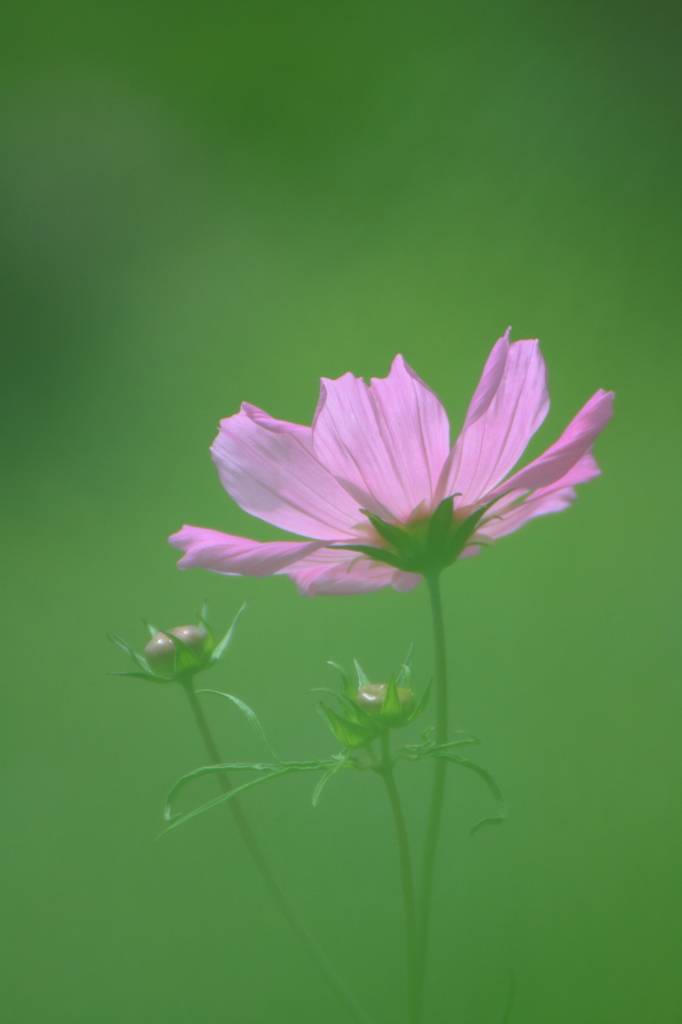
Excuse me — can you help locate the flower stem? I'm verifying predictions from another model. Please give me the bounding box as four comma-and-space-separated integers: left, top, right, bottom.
181, 679, 376, 1024
416, 571, 449, 1018
379, 730, 419, 1024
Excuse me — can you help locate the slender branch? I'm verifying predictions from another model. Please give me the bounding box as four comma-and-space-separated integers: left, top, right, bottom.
181, 680, 375, 1024
416, 571, 449, 1018
379, 730, 420, 1024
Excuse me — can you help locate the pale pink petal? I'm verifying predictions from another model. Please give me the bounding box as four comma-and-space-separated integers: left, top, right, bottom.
369, 355, 450, 510
438, 337, 550, 504
210, 404, 362, 541
476, 451, 601, 541
312, 356, 450, 523
169, 525, 324, 576
488, 390, 614, 498
280, 546, 420, 596
461, 328, 511, 430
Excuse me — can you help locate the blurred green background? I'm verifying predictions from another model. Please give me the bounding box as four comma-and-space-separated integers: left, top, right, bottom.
1, 1, 680, 1022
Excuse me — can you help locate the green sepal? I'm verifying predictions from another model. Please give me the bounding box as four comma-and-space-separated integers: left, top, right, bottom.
396, 659, 414, 691
427, 495, 456, 550
445, 497, 501, 564
327, 661, 357, 700
380, 673, 403, 723
142, 620, 160, 639
310, 687, 374, 727
162, 630, 202, 676
359, 509, 417, 558
405, 677, 432, 723
333, 544, 405, 569
210, 602, 247, 663
195, 602, 215, 661
197, 600, 210, 627
107, 670, 171, 684
353, 659, 371, 689
339, 496, 503, 575
319, 703, 373, 749
108, 634, 154, 676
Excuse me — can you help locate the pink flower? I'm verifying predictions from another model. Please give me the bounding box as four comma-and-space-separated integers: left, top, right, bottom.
170, 330, 613, 596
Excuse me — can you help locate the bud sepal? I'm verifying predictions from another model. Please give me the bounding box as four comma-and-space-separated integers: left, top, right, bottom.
108, 602, 246, 684
314, 648, 431, 749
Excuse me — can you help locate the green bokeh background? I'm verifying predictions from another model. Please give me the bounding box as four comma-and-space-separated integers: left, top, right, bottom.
1, 2, 680, 1022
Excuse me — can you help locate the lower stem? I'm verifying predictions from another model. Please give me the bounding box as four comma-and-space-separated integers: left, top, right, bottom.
416, 572, 449, 1019
379, 731, 419, 1024
182, 680, 375, 1024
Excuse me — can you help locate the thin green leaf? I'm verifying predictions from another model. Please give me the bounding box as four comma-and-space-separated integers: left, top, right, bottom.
470, 815, 505, 837
211, 602, 247, 662
432, 734, 480, 750
165, 760, 279, 817
312, 757, 347, 808
163, 768, 296, 835
196, 689, 280, 761
436, 753, 505, 835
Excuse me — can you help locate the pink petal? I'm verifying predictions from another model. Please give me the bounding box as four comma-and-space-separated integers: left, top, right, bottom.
210, 404, 362, 541
169, 525, 324, 576
438, 337, 550, 504
281, 546, 421, 596
461, 328, 511, 430
369, 356, 451, 508
489, 390, 614, 498
312, 356, 450, 523
477, 451, 601, 541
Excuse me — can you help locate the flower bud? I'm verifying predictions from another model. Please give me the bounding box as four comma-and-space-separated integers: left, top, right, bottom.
144, 625, 207, 676
356, 682, 415, 723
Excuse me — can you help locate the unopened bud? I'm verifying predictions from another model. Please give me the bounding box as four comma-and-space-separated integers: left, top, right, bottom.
144, 625, 207, 676
356, 683, 415, 722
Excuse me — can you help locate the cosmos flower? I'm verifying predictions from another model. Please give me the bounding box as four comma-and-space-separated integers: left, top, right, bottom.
170, 330, 613, 595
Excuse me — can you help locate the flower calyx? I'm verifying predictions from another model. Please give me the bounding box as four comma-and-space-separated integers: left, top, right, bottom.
108, 602, 246, 684
316, 650, 431, 750
334, 495, 501, 577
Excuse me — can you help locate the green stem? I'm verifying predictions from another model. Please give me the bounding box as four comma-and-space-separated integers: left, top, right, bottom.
379, 730, 419, 1024
181, 680, 375, 1024
416, 572, 449, 1018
